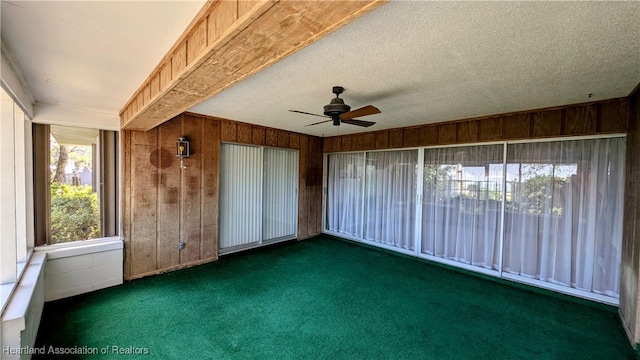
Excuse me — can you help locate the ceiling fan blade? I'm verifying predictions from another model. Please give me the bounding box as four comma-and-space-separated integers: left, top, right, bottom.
340, 105, 380, 120
305, 119, 333, 127
341, 118, 376, 127
289, 110, 329, 118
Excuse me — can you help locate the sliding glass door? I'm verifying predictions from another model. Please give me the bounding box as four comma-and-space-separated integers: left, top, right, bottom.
326, 153, 365, 237
324, 136, 625, 303
364, 150, 417, 251
421, 144, 503, 271
220, 144, 298, 254
502, 138, 625, 297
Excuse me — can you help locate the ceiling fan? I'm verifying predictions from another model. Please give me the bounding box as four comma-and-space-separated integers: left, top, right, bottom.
289, 86, 380, 127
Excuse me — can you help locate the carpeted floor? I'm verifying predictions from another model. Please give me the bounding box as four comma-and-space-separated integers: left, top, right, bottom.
35, 236, 637, 359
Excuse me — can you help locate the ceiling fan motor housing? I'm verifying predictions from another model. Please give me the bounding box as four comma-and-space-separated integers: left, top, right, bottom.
324, 99, 350, 126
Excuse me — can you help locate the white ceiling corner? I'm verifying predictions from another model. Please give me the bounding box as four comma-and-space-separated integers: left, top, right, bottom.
1, 0, 206, 122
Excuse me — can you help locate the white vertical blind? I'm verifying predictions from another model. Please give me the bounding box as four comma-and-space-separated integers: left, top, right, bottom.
220, 144, 263, 249
263, 148, 298, 240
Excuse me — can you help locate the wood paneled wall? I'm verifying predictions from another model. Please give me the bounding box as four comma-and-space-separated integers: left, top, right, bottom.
323, 98, 629, 152
122, 113, 323, 279
620, 86, 640, 346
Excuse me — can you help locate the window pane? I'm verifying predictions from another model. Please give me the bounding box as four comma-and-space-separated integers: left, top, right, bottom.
363, 150, 418, 251
49, 125, 101, 244
503, 138, 625, 297
421, 144, 504, 270
326, 153, 365, 237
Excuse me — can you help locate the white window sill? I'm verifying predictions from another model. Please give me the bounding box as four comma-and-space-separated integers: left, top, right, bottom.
0, 249, 33, 316
35, 236, 122, 259
1, 252, 46, 324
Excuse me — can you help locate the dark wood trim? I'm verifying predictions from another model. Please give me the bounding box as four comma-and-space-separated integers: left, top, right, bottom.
324, 97, 631, 153
32, 124, 50, 246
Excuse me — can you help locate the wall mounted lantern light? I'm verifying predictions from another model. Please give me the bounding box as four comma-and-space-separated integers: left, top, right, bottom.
176, 136, 190, 169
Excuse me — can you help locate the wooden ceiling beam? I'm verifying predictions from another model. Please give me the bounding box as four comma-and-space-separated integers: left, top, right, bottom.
120, 0, 387, 131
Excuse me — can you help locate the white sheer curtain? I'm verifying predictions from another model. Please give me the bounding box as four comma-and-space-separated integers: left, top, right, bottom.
503, 138, 625, 296
421, 145, 504, 270
363, 150, 417, 250
326, 153, 365, 237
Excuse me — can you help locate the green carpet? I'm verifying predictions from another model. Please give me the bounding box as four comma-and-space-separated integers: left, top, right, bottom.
35, 236, 636, 359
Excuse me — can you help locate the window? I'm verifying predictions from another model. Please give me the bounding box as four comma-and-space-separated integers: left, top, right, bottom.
33, 124, 118, 246
324, 137, 626, 303
219, 143, 298, 254
0, 87, 32, 312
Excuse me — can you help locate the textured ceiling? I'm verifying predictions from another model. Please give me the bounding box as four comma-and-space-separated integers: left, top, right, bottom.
189, 1, 640, 137
1, 1, 638, 135
1, 0, 205, 116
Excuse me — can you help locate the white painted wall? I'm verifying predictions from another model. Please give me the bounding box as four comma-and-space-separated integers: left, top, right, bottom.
37, 238, 123, 301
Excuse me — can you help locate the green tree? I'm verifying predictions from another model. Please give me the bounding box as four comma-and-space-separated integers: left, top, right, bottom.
50, 183, 100, 243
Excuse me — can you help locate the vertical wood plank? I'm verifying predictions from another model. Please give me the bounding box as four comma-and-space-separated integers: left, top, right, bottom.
187, 19, 208, 65
131, 129, 159, 276
403, 128, 420, 147
532, 110, 562, 137
341, 135, 352, 151
352, 133, 365, 151
600, 100, 629, 133
172, 43, 187, 79
156, 119, 181, 270
149, 73, 160, 99
277, 130, 290, 148
143, 84, 151, 107
389, 129, 403, 148
181, 116, 203, 264
289, 133, 300, 149
322, 137, 332, 153
330, 136, 341, 152
502, 114, 531, 139
251, 126, 265, 145
221, 120, 237, 142
478, 118, 502, 141
438, 123, 457, 144
565, 105, 597, 135
237, 122, 252, 144
376, 131, 389, 149
201, 120, 219, 260
122, 130, 132, 278
159, 62, 172, 93
362, 133, 375, 150
309, 137, 324, 235
457, 121, 479, 143
419, 125, 438, 146
298, 135, 309, 239
209, 0, 238, 46
136, 92, 144, 111
266, 128, 278, 147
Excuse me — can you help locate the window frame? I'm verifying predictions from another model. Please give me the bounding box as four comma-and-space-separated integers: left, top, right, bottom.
33, 123, 119, 247
322, 134, 626, 306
